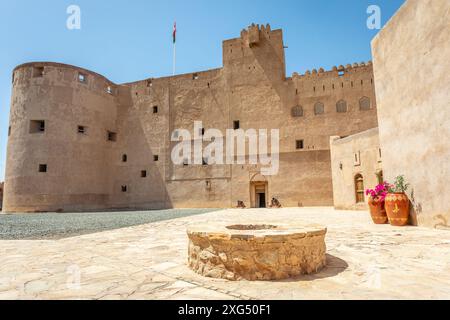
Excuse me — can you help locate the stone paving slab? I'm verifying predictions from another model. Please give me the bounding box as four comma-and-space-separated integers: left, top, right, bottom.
0, 207, 449, 300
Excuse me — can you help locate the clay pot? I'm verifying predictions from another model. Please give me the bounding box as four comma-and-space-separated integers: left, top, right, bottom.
368, 198, 388, 224
385, 193, 410, 226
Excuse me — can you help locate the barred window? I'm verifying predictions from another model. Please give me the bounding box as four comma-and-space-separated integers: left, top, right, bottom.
291, 105, 304, 117
314, 102, 324, 115
359, 97, 371, 111
336, 100, 347, 113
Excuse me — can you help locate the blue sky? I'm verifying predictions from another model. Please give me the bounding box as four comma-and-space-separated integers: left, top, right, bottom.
0, 0, 405, 180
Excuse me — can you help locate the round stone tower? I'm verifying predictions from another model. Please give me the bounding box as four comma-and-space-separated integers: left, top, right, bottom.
4, 62, 120, 212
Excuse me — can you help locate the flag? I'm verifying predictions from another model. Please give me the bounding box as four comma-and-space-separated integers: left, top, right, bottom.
173, 22, 176, 44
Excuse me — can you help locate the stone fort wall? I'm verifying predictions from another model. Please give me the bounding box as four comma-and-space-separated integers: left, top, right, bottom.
3, 24, 379, 212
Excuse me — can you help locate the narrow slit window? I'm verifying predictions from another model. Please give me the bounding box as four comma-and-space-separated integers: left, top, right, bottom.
153, 106, 158, 114
122, 154, 127, 162
121, 185, 127, 193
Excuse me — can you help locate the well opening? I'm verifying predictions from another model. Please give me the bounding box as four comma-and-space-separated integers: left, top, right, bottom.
226, 224, 278, 231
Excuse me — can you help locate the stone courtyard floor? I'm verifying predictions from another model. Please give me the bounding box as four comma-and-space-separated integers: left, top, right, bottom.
1, 207, 450, 300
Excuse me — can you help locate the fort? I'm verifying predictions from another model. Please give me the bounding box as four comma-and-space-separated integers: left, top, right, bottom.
3, 23, 379, 213
5, 3, 448, 228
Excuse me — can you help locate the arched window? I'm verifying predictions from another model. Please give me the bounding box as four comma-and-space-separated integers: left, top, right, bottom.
336, 100, 347, 113
314, 102, 324, 115
359, 97, 371, 111
291, 105, 304, 118
355, 174, 365, 203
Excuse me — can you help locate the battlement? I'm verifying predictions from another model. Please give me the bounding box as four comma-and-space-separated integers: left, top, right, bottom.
292, 61, 373, 79
240, 23, 273, 47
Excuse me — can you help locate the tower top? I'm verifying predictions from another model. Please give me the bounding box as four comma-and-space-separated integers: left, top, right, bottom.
240, 23, 272, 47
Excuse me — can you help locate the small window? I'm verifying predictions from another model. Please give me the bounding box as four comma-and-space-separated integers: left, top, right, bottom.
78, 126, 86, 134
314, 102, 324, 115
202, 157, 208, 166
336, 100, 348, 113
141, 170, 147, 178
205, 180, 212, 190
359, 97, 371, 111
154, 155, 159, 162
122, 154, 127, 162
121, 185, 127, 193
39, 164, 47, 173
30, 120, 45, 133
147, 79, 153, 87
33, 67, 44, 78
107, 131, 117, 142
153, 106, 158, 114
8, 126, 11, 136
193, 73, 199, 80
78, 73, 87, 83
106, 86, 113, 94
291, 106, 304, 118
233, 121, 240, 130
296, 140, 304, 150
354, 151, 361, 166
200, 128, 205, 136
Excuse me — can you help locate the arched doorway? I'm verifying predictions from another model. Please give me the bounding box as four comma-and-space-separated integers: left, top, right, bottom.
355, 174, 365, 203
250, 173, 268, 208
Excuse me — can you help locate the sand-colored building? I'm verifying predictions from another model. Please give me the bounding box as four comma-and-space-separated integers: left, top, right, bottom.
3, 23, 379, 213
329, 0, 450, 228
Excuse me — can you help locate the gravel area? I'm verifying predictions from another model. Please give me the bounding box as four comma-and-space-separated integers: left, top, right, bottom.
0, 209, 218, 240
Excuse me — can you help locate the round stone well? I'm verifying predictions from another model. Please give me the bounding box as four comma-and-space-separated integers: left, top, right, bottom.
187, 223, 327, 281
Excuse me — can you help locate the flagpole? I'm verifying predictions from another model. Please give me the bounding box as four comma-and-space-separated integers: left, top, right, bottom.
173, 42, 176, 76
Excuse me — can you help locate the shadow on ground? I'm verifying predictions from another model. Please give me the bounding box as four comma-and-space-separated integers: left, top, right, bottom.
275, 254, 348, 282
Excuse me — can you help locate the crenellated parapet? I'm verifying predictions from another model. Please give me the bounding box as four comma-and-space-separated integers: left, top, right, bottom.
291, 61, 373, 79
